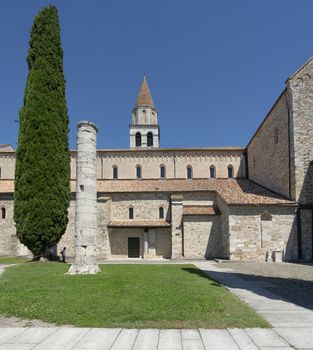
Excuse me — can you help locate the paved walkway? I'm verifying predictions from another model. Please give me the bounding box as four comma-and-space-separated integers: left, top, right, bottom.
0, 326, 310, 349
1, 261, 313, 349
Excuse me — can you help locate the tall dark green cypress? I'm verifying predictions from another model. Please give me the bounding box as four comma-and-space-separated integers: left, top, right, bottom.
14, 5, 70, 257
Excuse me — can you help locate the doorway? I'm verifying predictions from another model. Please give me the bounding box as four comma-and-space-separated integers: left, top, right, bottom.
128, 237, 140, 258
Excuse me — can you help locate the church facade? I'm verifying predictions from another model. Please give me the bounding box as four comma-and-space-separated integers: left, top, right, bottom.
1, 57, 313, 261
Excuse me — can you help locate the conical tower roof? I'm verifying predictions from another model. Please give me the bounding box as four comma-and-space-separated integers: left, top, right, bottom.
135, 76, 155, 108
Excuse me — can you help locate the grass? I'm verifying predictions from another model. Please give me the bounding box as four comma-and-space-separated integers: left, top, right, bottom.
0, 256, 31, 264
0, 263, 269, 328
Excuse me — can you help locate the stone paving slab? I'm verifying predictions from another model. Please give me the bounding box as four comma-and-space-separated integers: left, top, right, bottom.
73, 328, 121, 349
274, 327, 313, 349
158, 329, 182, 350
244, 328, 289, 347
199, 329, 239, 349
182, 329, 205, 350
7, 327, 57, 344
228, 329, 258, 350
132, 329, 159, 350
110, 329, 138, 350
32, 328, 90, 350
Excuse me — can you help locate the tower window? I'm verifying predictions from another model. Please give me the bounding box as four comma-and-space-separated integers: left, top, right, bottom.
1, 207, 6, 219
135, 132, 142, 147
160, 165, 166, 179
159, 206, 164, 219
129, 207, 134, 219
112, 166, 118, 179
209, 165, 216, 178
227, 165, 234, 178
142, 109, 146, 114
136, 165, 142, 179
187, 165, 193, 179
147, 132, 153, 147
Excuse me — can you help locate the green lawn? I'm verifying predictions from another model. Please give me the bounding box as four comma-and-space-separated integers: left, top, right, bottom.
0, 257, 31, 264
0, 263, 269, 328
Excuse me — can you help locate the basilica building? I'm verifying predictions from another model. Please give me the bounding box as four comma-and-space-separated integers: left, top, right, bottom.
1, 56, 313, 261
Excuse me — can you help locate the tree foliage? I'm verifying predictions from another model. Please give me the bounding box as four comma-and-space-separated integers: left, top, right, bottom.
14, 5, 70, 256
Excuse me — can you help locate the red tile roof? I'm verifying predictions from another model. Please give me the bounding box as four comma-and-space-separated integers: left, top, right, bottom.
135, 76, 155, 107
0, 179, 295, 206
183, 205, 220, 216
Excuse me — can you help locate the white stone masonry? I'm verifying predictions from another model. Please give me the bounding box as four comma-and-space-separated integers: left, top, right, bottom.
68, 121, 100, 274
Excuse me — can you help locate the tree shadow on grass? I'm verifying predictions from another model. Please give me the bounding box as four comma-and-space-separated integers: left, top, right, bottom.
183, 265, 313, 311
182, 267, 222, 287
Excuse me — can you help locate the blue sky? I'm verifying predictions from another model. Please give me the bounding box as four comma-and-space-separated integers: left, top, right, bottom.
0, 0, 312, 149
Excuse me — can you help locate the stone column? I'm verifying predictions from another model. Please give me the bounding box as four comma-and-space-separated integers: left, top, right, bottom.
68, 121, 100, 274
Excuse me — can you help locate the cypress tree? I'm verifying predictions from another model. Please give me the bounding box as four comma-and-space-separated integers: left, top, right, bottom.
14, 5, 70, 257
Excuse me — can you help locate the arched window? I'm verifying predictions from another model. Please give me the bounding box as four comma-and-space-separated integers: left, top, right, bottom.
147, 132, 153, 147
1, 207, 6, 219
136, 165, 142, 179
227, 165, 234, 178
160, 165, 166, 179
129, 207, 134, 219
159, 206, 164, 219
112, 166, 118, 179
209, 165, 216, 178
135, 132, 142, 147
187, 165, 193, 179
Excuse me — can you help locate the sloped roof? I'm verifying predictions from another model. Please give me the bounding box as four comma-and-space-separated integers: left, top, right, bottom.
183, 205, 220, 216
0, 144, 13, 151
0, 179, 295, 206
135, 76, 155, 108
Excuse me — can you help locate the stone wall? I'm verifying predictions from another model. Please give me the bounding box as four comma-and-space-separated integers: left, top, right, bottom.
0, 195, 16, 255
288, 58, 313, 203
228, 205, 297, 261
183, 215, 222, 259
0, 152, 15, 179
0, 195, 31, 256
247, 93, 290, 198
215, 195, 230, 258
182, 191, 215, 206
56, 199, 75, 257
111, 193, 170, 221
299, 209, 312, 260
96, 149, 246, 180
0, 148, 246, 180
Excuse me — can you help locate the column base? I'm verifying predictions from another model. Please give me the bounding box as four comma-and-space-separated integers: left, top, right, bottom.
67, 264, 101, 275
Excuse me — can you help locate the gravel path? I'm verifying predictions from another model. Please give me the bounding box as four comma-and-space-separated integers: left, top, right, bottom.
214, 261, 313, 310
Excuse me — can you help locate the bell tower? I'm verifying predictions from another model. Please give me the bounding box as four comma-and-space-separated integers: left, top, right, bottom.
130, 76, 160, 148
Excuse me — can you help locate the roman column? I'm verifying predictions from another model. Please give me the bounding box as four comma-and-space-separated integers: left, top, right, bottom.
68, 120, 100, 274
